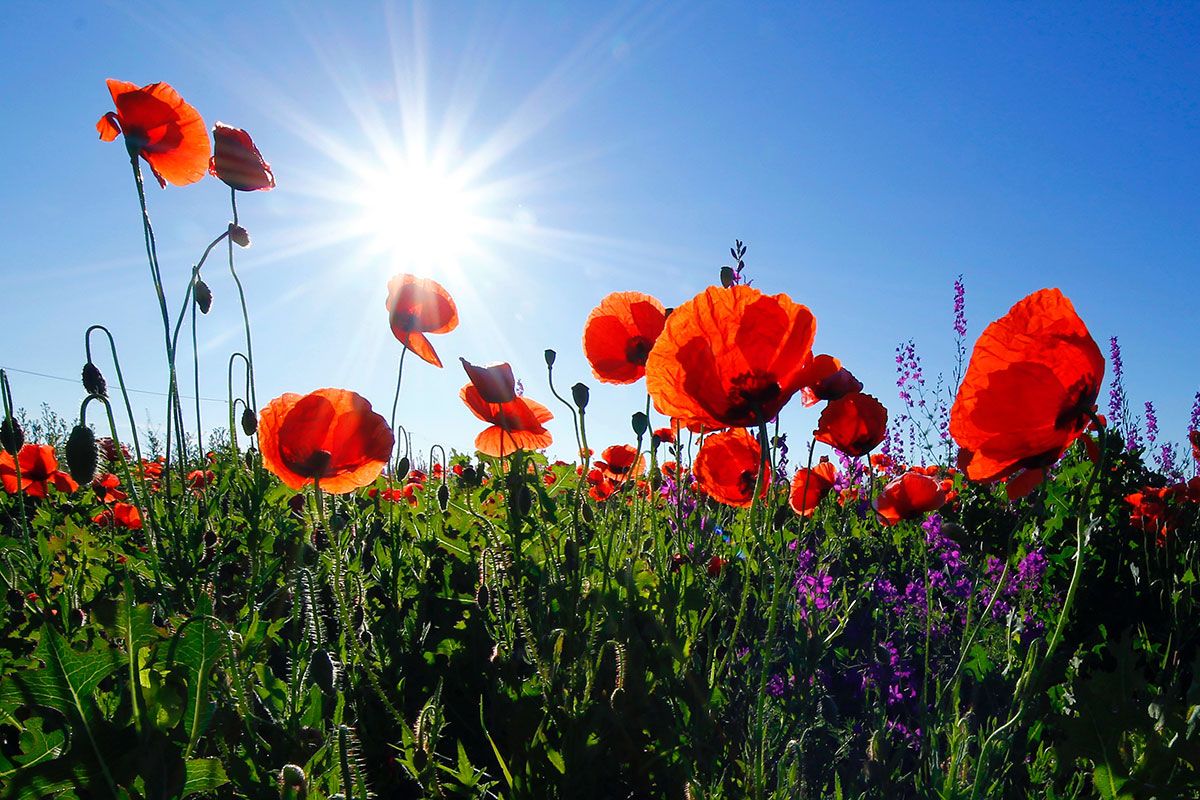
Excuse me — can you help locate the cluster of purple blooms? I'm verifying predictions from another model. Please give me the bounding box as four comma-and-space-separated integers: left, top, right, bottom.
660, 471, 697, 536
793, 545, 835, 622
980, 548, 1050, 644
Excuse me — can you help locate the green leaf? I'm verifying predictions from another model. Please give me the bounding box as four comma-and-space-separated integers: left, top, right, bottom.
0, 625, 119, 794
0, 715, 66, 778
168, 618, 227, 758
181, 758, 229, 797
1092, 763, 1133, 800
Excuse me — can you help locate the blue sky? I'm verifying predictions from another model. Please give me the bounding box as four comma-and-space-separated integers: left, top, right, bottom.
2, 1, 1198, 464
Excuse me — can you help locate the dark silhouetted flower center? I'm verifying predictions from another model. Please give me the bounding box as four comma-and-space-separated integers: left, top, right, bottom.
726, 371, 782, 423
625, 336, 653, 366
293, 449, 333, 479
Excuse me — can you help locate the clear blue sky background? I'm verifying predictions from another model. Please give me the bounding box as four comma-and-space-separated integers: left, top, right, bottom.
2, 1, 1197, 464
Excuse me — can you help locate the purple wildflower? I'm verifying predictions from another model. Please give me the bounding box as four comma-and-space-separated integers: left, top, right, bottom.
1108, 336, 1125, 422
952, 275, 968, 339
1145, 401, 1158, 447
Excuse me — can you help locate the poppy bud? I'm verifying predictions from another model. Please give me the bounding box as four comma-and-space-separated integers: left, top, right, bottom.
395, 455, 410, 481
564, 537, 578, 571
194, 278, 213, 314
81, 362, 108, 399
279, 763, 308, 799
244, 449, 256, 470
66, 424, 98, 485
0, 417, 23, 456
241, 407, 257, 437
310, 650, 337, 695
571, 382, 590, 411
228, 223, 251, 248
544, 349, 557, 368
437, 483, 449, 512
517, 485, 533, 516
720, 265, 735, 288
631, 411, 649, 438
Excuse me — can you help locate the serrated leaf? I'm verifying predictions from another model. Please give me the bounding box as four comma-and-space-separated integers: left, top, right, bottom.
0, 625, 119, 794
181, 758, 229, 797
168, 618, 226, 758
0, 715, 67, 778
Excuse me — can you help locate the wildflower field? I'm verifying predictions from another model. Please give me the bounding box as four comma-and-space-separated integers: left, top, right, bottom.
3, 77, 1200, 800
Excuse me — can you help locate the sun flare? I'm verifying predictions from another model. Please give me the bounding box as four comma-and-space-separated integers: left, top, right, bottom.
352, 157, 480, 267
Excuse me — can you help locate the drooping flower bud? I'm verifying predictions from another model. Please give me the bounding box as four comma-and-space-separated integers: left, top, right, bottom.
66, 424, 98, 485
394, 455, 410, 481
82, 362, 108, 398
194, 278, 213, 314
544, 349, 557, 368
571, 382, 590, 411
229, 223, 251, 248
437, 482, 449, 512
720, 265, 735, 288
241, 407, 258, 437
1, 417, 24, 455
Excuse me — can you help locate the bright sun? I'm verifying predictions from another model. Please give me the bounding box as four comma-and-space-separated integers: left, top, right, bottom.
353, 157, 481, 268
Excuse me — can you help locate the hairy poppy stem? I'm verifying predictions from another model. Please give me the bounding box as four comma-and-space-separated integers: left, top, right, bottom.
129, 155, 186, 495
227, 353, 251, 456
228, 188, 258, 414
388, 346, 409, 468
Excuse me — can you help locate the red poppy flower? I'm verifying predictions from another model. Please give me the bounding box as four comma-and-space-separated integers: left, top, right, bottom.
789, 457, 838, 516
873, 471, 949, 526
385, 274, 459, 368
0, 444, 78, 498
1125, 487, 1180, 544
652, 427, 675, 446
707, 555, 729, 577
209, 123, 275, 191
595, 444, 646, 484
93, 472, 127, 504
93, 502, 143, 531
461, 358, 517, 404
693, 428, 770, 508
96, 79, 210, 188
800, 355, 863, 407
258, 388, 394, 494
646, 285, 819, 429
583, 291, 668, 384
460, 379, 553, 458
814, 393, 888, 457
587, 468, 618, 503
950, 288, 1104, 485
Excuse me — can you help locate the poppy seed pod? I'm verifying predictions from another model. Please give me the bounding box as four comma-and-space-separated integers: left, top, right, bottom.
224, 223, 250, 249
66, 424, 98, 485
631, 411, 649, 438
278, 764, 308, 798
544, 349, 557, 368
1, 417, 25, 456
81, 362, 108, 399
194, 278, 213, 314
571, 382, 590, 411
240, 407, 257, 437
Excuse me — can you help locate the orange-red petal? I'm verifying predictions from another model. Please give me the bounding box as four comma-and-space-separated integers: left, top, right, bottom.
583, 291, 667, 384
694, 428, 769, 508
